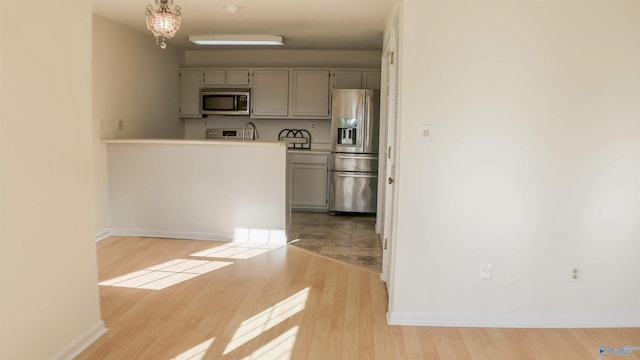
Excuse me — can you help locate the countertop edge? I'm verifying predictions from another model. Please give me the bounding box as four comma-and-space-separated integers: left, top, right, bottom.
287, 149, 332, 154
103, 139, 287, 147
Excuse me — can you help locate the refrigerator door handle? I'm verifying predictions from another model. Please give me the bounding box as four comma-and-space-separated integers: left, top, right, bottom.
358, 93, 365, 148
335, 173, 378, 179
336, 155, 378, 160
364, 91, 372, 151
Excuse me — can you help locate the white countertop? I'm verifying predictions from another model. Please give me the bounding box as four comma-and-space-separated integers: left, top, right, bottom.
103, 139, 287, 148
287, 149, 331, 154
285, 141, 331, 154
102, 139, 337, 154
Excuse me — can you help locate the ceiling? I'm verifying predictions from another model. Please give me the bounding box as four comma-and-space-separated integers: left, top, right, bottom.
92, 0, 394, 51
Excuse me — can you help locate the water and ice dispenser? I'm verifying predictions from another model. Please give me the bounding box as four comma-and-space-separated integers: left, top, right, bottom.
335, 117, 359, 146
338, 127, 357, 145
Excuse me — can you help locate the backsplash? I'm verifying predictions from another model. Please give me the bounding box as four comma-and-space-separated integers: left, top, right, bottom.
183, 115, 332, 149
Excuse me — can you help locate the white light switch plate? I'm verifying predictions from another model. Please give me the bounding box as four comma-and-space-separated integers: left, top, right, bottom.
480, 262, 492, 280
420, 124, 432, 143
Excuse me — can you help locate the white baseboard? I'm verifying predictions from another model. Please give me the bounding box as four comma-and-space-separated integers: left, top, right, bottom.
95, 228, 111, 242
387, 312, 640, 328
110, 228, 235, 241
50, 320, 107, 360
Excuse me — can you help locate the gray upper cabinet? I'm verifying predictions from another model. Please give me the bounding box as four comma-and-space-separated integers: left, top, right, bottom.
179, 69, 202, 118
252, 70, 289, 118
226, 70, 252, 86
202, 69, 251, 87
333, 70, 362, 89
202, 70, 225, 86
253, 69, 331, 119
332, 69, 381, 90
363, 71, 381, 90
291, 70, 331, 119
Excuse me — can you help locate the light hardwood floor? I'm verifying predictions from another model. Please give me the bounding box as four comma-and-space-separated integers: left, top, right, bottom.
78, 236, 640, 359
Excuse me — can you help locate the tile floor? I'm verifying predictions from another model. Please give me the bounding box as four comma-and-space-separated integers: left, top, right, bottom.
287, 211, 382, 273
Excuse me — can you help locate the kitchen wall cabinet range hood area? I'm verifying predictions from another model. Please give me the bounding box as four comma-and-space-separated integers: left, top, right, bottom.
179, 67, 381, 119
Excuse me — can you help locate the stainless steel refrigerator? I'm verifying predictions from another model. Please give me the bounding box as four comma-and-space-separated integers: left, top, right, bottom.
329, 89, 379, 214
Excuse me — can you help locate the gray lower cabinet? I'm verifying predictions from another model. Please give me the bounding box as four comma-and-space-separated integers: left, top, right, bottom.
290, 153, 329, 211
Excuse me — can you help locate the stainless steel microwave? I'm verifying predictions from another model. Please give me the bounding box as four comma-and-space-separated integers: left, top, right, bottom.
200, 89, 250, 115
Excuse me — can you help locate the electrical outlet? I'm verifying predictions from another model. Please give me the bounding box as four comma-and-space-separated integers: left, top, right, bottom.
311, 122, 316, 129
117, 118, 124, 131
571, 266, 581, 282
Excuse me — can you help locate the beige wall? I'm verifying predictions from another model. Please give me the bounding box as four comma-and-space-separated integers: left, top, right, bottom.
389, 0, 640, 326
92, 15, 184, 237
0, 2, 103, 359
93, 15, 183, 140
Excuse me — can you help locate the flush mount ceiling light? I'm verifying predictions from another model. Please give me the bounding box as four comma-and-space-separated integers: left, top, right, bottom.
224, 5, 241, 14
145, 0, 181, 49
189, 35, 285, 46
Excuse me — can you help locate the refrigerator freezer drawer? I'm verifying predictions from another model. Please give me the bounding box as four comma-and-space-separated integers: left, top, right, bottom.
331, 153, 378, 172
329, 171, 378, 213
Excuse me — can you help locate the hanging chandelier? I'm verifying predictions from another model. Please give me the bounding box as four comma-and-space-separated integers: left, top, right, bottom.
145, 0, 181, 49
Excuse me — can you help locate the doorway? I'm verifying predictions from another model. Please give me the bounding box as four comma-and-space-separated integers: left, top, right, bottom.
287, 211, 382, 272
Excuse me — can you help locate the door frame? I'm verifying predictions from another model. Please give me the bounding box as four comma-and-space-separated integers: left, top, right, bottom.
379, 15, 400, 286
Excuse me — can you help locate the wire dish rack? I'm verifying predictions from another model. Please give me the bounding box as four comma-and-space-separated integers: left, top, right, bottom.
278, 129, 311, 150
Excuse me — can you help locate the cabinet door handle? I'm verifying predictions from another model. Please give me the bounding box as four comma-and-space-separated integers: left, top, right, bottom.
388, 177, 394, 184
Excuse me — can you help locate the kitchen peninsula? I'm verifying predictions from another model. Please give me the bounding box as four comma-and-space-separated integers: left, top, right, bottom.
105, 139, 288, 242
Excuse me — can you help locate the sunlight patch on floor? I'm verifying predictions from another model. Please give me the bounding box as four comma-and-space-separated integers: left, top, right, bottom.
243, 326, 299, 360
99, 259, 233, 290
224, 288, 310, 355
234, 227, 287, 244
191, 242, 284, 260
172, 338, 215, 360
